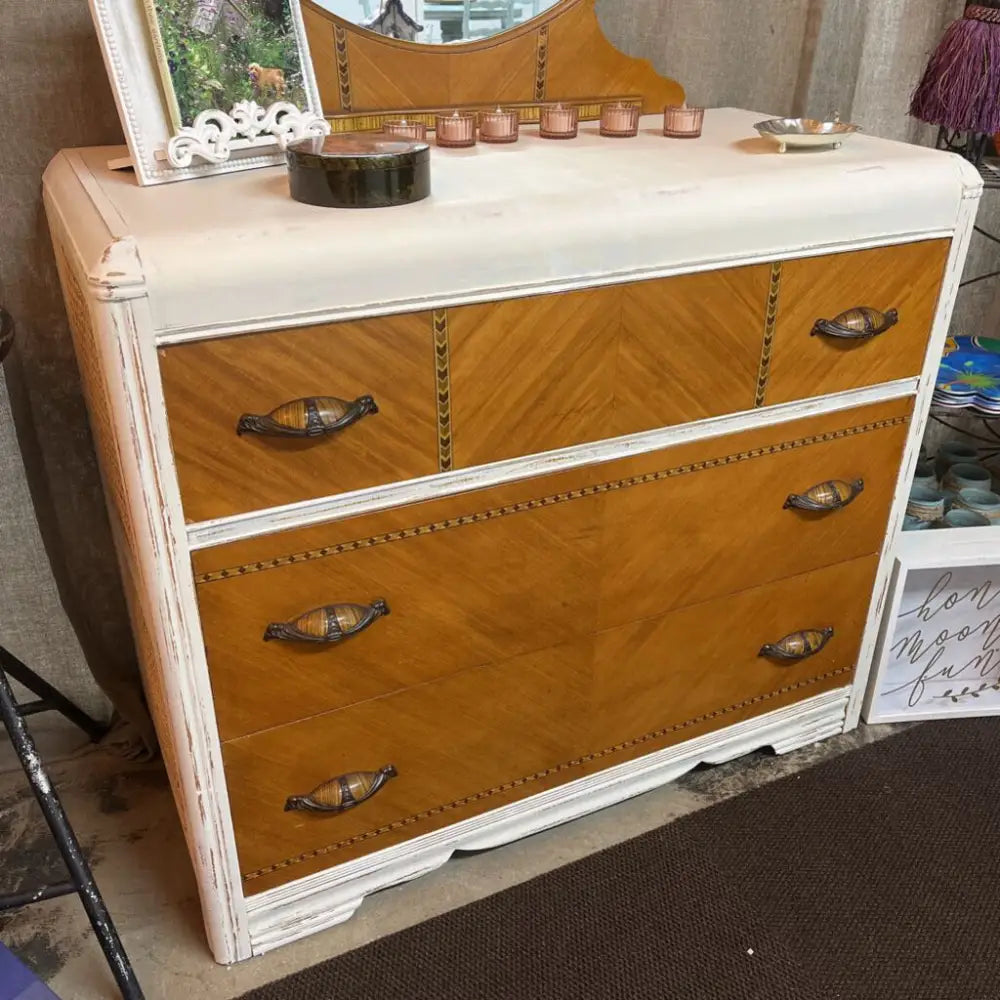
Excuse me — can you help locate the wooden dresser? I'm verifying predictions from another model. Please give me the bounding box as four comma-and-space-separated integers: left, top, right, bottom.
42, 27, 980, 960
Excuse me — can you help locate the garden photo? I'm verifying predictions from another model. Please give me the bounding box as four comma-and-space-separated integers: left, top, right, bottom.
146, 0, 309, 129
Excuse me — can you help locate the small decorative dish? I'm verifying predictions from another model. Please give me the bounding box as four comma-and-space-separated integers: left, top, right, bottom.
753, 113, 861, 153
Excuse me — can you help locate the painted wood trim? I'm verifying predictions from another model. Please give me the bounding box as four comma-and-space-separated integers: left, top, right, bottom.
152, 230, 958, 348
186, 377, 918, 551
243, 686, 849, 954
846, 192, 981, 729
43, 200, 251, 966
194, 415, 907, 584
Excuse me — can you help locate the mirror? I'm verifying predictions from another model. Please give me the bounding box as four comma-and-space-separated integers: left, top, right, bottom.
312, 0, 561, 45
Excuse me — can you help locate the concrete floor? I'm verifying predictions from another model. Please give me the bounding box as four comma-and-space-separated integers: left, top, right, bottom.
0, 717, 904, 1000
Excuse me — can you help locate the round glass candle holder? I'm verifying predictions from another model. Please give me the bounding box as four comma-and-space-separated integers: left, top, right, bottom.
479, 108, 519, 144
539, 103, 579, 139
663, 105, 705, 138
383, 118, 427, 141
599, 102, 640, 138
435, 111, 477, 148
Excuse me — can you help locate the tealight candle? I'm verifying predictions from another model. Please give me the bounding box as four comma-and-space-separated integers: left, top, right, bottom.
479, 107, 519, 144
663, 104, 705, 138
539, 102, 579, 139
599, 102, 640, 138
383, 118, 427, 141
435, 110, 477, 148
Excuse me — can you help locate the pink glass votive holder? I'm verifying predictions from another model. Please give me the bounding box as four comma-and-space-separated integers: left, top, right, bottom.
435, 111, 477, 148
539, 103, 579, 139
479, 107, 519, 144
599, 102, 640, 138
383, 118, 427, 141
663, 105, 705, 138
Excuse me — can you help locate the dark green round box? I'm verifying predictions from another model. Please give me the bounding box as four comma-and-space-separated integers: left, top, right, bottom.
285, 134, 431, 209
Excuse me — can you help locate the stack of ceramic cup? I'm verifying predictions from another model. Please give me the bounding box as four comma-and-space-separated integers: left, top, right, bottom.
905, 439, 999, 529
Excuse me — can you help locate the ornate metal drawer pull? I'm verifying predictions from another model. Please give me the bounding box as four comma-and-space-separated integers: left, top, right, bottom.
285, 765, 398, 814
263, 599, 389, 644
759, 627, 833, 662
784, 478, 864, 512
811, 307, 898, 341
237, 394, 378, 438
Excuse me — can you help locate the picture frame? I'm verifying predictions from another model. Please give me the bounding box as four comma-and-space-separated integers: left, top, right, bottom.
89, 0, 330, 186
863, 529, 1000, 723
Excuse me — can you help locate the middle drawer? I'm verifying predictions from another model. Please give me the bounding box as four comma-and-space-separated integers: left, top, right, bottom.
193, 396, 910, 742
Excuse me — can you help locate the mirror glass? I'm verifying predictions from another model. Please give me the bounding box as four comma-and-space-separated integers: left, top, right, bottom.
313, 0, 560, 45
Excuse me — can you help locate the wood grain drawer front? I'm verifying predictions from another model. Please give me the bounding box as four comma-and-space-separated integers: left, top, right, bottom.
764, 239, 949, 406
226, 554, 875, 894
195, 397, 910, 742
158, 314, 438, 523
447, 267, 770, 469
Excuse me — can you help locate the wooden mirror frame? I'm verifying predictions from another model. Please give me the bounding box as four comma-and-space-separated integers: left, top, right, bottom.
301, 0, 684, 132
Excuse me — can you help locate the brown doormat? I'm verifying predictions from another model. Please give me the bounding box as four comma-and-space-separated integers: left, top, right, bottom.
238, 719, 998, 1000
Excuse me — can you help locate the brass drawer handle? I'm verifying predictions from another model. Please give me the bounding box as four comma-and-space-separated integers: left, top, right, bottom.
784, 478, 864, 512
237, 395, 378, 438
759, 627, 833, 662
285, 764, 398, 814
811, 307, 898, 341
263, 599, 390, 644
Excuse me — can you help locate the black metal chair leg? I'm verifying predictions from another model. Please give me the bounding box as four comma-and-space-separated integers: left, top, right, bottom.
0, 668, 145, 1000
0, 644, 107, 742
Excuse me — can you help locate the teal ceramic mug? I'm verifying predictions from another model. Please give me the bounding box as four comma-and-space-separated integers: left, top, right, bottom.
906, 485, 946, 522
941, 509, 991, 528
935, 441, 978, 480
954, 487, 1000, 522
912, 460, 937, 489
943, 462, 992, 493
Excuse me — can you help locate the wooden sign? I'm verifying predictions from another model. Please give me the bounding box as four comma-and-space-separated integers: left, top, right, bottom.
866, 557, 1000, 722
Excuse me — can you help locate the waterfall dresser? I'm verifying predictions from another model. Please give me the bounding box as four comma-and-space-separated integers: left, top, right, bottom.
43, 103, 979, 962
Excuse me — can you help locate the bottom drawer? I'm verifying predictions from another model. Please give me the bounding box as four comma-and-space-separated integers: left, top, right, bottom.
226, 554, 877, 894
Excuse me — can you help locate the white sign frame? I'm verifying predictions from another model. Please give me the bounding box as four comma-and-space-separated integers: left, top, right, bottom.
864, 530, 1000, 723
88, 0, 329, 186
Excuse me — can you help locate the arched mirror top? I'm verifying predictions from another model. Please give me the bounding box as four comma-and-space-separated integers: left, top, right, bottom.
310, 0, 562, 46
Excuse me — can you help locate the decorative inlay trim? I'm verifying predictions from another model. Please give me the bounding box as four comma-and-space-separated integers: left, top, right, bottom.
433, 311, 453, 472
325, 96, 641, 133
335, 25, 352, 112
196, 416, 908, 585
241, 664, 852, 882
755, 261, 782, 407
534, 25, 549, 102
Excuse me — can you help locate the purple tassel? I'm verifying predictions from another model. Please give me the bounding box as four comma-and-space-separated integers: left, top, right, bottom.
910, 12, 1000, 134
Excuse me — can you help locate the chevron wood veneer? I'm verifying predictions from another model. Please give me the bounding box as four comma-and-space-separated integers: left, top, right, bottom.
447, 286, 620, 469
158, 314, 438, 523
767, 239, 950, 406
224, 554, 875, 893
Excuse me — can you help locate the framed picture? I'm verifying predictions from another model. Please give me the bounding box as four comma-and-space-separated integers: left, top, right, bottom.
89, 0, 330, 186
864, 532, 1000, 723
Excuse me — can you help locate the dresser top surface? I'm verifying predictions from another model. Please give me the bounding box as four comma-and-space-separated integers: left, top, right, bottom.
44, 108, 980, 340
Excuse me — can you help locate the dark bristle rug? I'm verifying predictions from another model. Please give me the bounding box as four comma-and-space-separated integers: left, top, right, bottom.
238, 719, 999, 1000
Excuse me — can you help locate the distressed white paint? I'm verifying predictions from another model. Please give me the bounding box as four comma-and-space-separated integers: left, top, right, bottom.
245, 687, 850, 955
86, 0, 324, 186
57, 109, 977, 337
844, 190, 980, 729
41, 109, 982, 965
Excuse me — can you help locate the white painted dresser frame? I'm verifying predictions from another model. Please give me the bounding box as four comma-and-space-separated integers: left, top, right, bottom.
43, 118, 981, 963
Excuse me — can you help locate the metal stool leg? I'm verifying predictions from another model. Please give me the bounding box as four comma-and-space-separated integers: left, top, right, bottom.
0, 644, 107, 742
0, 668, 144, 1000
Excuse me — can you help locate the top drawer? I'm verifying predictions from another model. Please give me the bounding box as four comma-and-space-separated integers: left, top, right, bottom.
159, 241, 947, 523
158, 314, 439, 523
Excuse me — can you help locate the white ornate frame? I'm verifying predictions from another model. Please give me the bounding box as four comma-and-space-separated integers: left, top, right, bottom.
88, 0, 330, 186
